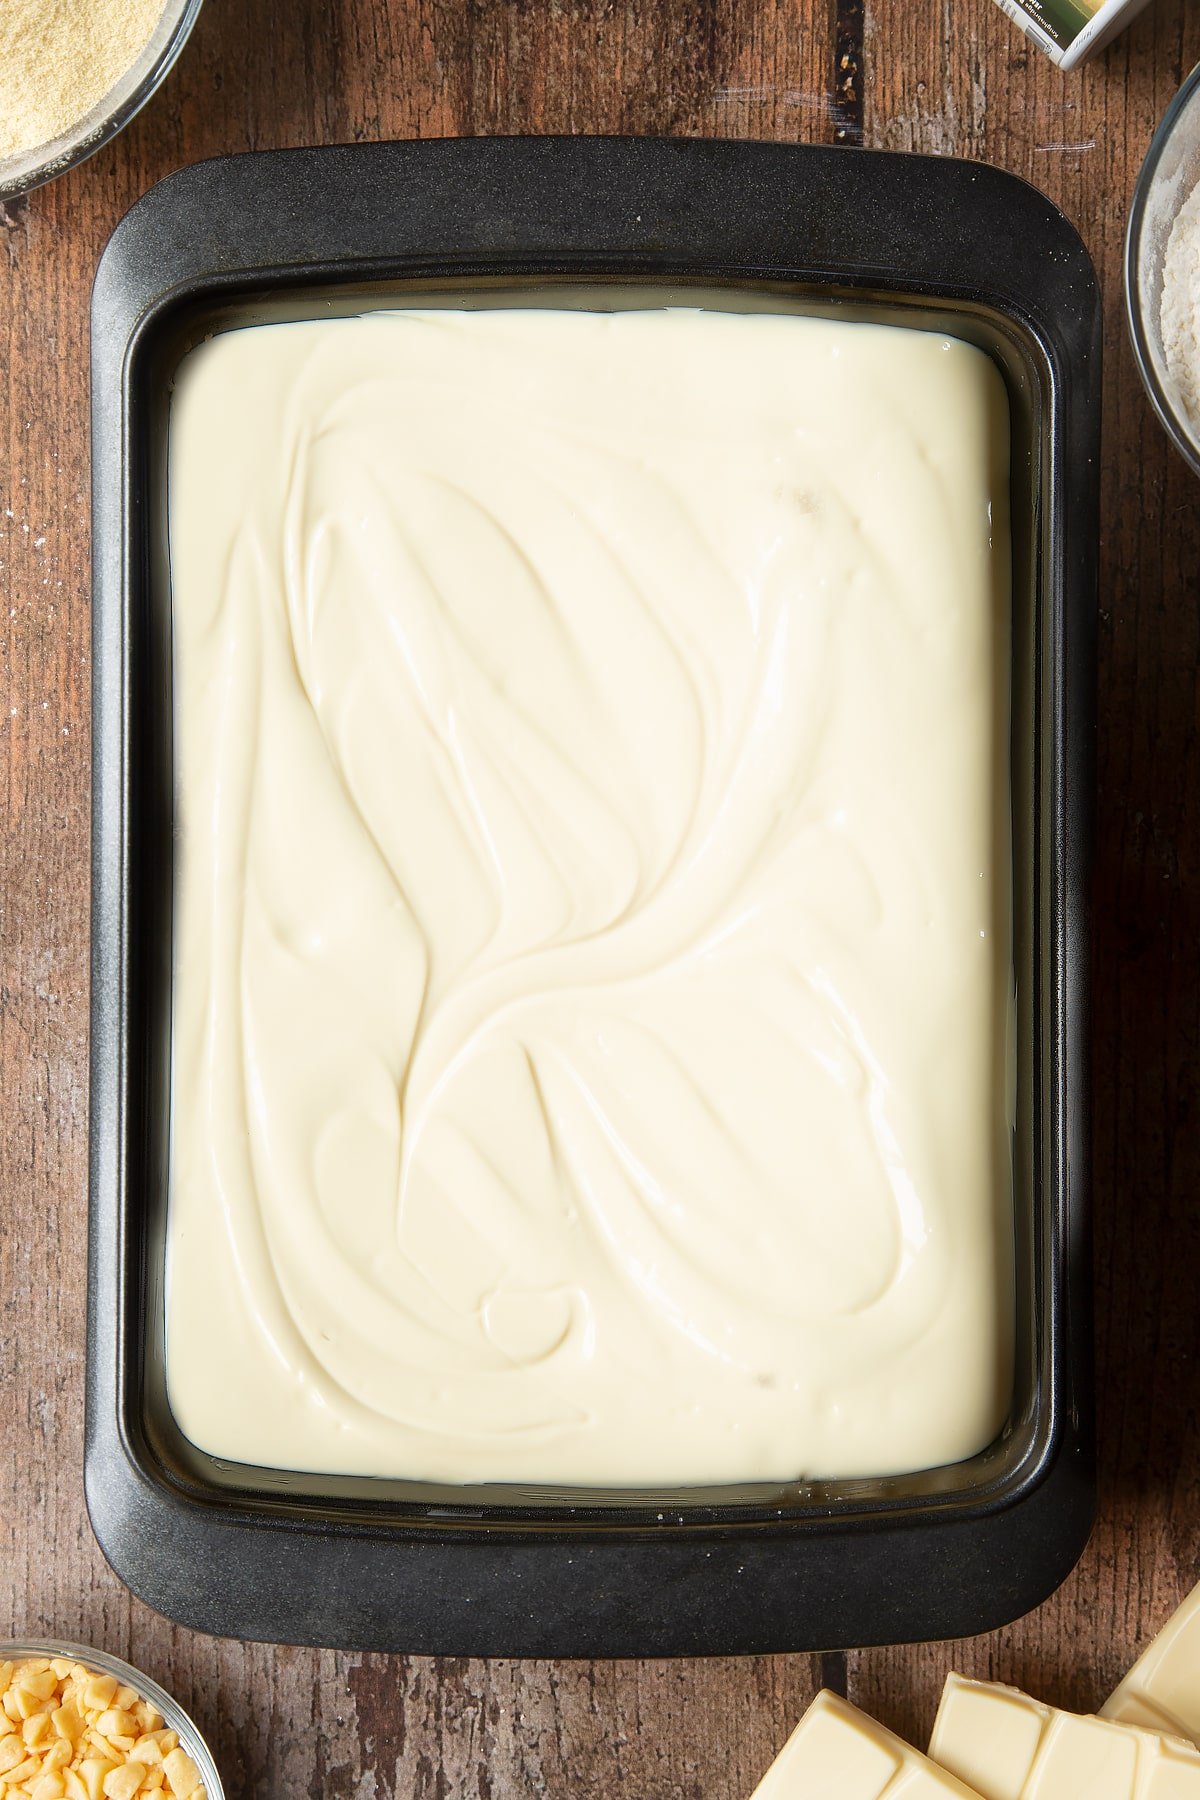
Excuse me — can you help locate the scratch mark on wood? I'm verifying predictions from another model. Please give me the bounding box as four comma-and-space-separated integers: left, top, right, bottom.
711, 84, 832, 114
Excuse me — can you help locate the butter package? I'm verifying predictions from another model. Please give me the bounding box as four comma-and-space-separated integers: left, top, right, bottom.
991, 0, 1153, 68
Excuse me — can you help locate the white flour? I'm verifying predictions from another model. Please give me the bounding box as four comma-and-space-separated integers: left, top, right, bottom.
1162, 177, 1200, 431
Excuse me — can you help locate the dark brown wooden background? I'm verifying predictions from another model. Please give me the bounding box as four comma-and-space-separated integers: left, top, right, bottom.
2, 1, 1199, 1794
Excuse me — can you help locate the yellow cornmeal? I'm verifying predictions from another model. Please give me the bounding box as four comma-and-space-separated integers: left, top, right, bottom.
0, 1657, 205, 1800
0, 0, 167, 162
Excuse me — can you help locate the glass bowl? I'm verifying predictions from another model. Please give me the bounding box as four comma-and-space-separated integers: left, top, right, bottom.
0, 0, 204, 204
1126, 58, 1200, 479
0, 1641, 223, 1799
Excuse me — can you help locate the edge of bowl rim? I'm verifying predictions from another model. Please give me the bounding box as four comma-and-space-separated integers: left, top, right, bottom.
1125, 56, 1200, 480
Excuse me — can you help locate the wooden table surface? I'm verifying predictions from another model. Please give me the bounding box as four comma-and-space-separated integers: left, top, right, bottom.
3, 0, 1199, 1793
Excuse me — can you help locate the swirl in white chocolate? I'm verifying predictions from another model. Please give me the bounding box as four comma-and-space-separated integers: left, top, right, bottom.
166, 304, 1013, 1486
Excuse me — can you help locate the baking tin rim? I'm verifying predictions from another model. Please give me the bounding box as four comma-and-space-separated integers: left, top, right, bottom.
88, 135, 1098, 1656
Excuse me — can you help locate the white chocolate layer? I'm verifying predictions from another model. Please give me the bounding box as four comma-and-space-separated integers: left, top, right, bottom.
166, 304, 1013, 1485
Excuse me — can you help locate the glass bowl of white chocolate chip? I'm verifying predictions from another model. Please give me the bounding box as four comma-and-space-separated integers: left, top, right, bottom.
0, 1644, 221, 1800
0, 0, 204, 203
1127, 58, 1200, 479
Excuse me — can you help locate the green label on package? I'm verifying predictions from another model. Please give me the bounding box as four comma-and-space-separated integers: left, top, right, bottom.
1010, 0, 1099, 45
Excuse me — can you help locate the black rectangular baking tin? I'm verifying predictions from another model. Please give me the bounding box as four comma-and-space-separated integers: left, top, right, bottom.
89, 136, 1098, 1658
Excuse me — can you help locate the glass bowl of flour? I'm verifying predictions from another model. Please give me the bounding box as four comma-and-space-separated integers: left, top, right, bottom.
1127, 60, 1200, 478
0, 0, 203, 202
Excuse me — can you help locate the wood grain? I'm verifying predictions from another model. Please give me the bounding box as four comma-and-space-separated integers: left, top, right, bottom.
853, 0, 1200, 1751
1, 0, 1198, 1793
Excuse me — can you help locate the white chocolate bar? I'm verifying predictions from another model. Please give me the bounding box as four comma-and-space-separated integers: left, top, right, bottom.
1105, 1582, 1200, 1748
929, 1672, 1200, 1799
750, 1689, 983, 1798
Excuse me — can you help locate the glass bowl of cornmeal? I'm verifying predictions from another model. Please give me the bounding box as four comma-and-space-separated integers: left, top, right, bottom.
1126, 58, 1200, 478
0, 0, 203, 203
